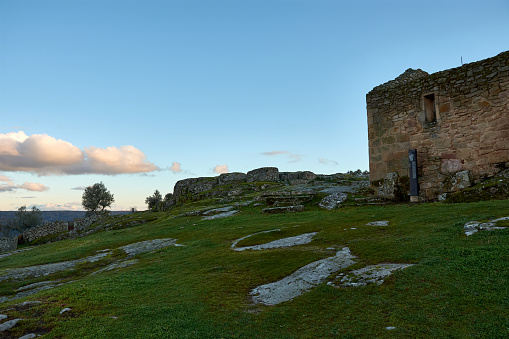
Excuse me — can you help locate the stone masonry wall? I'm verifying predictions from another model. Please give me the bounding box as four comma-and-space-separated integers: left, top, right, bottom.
22, 221, 69, 243
22, 214, 102, 243
367, 51, 509, 200
0, 237, 17, 253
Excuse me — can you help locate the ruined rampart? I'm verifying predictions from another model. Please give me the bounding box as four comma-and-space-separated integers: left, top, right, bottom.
0, 237, 17, 253
367, 50, 509, 200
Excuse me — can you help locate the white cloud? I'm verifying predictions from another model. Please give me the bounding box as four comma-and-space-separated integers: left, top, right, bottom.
213, 164, 229, 174
170, 162, 183, 173
288, 154, 304, 163
319, 158, 339, 166
0, 131, 159, 175
71, 186, 86, 190
85, 145, 158, 174
263, 150, 304, 163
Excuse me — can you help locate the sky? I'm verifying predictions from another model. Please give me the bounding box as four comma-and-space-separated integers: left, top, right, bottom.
1, 0, 508, 211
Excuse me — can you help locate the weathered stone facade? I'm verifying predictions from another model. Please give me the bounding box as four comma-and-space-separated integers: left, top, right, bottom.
367, 51, 509, 200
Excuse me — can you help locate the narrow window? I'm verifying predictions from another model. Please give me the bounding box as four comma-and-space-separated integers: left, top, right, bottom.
423, 93, 436, 123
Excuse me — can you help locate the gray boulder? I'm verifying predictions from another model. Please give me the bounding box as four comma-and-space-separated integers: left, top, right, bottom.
247, 167, 279, 182
279, 171, 316, 185
218, 172, 247, 185
443, 170, 472, 193
319, 192, 348, 210
377, 172, 399, 199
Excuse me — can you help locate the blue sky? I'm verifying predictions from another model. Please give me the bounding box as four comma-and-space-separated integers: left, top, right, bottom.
1, 0, 508, 211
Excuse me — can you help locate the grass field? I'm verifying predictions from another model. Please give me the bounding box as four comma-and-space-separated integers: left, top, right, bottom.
1, 199, 509, 338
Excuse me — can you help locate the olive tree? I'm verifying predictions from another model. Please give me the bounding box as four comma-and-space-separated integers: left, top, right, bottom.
145, 190, 162, 211
82, 182, 115, 214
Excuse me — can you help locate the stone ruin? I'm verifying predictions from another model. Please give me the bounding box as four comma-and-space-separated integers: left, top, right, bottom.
367, 50, 509, 201
0, 237, 17, 253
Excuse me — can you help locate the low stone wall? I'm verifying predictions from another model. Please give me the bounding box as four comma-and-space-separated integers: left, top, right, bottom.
22, 221, 69, 243
0, 237, 17, 253
22, 214, 103, 243
72, 214, 102, 233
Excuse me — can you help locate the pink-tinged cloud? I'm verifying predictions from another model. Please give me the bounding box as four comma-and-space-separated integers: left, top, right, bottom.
213, 164, 229, 174
32, 202, 82, 211
19, 182, 49, 192
0, 175, 11, 182
262, 151, 289, 156
0, 182, 15, 192
85, 145, 158, 174
0, 131, 159, 175
0, 181, 49, 192
170, 162, 183, 173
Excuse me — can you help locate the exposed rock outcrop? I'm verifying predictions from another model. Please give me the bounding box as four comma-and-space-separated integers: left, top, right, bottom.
247, 167, 279, 182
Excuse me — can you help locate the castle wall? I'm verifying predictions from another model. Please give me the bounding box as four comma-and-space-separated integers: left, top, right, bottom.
367, 51, 509, 200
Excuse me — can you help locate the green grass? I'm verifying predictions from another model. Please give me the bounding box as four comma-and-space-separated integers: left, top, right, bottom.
1, 200, 509, 338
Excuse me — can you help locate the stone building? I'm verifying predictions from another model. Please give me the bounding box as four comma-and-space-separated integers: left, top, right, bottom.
367, 51, 509, 200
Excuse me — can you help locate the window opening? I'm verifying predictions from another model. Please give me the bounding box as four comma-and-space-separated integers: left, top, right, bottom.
423, 93, 436, 123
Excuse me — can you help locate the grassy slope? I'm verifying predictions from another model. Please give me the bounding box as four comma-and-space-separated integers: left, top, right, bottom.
1, 200, 509, 338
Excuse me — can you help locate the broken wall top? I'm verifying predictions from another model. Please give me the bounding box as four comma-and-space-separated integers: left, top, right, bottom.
367, 50, 509, 100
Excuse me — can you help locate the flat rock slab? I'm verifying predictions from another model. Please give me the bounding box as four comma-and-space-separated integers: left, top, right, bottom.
0, 252, 110, 283
0, 238, 183, 303
319, 192, 348, 210
0, 318, 22, 332
0, 247, 35, 260
335, 263, 413, 287
202, 210, 238, 220
120, 238, 179, 257
366, 220, 389, 226
201, 206, 235, 216
250, 247, 356, 305
231, 229, 280, 248
464, 216, 509, 236
233, 232, 318, 251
